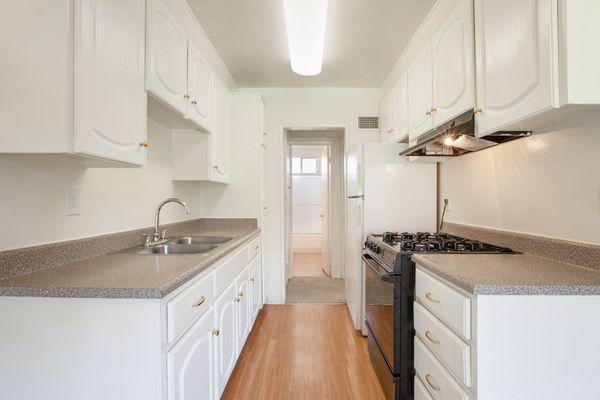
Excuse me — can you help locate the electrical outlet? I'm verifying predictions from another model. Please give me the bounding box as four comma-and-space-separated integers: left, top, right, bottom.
65, 187, 82, 216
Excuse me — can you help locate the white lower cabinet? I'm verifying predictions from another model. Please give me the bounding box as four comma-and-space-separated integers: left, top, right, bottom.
236, 267, 251, 355
214, 280, 238, 397
248, 258, 262, 323
166, 310, 216, 400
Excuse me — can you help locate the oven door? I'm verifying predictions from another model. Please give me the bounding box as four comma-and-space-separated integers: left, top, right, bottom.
363, 253, 396, 373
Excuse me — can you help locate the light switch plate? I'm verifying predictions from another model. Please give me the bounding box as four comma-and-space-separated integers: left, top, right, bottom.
65, 187, 82, 216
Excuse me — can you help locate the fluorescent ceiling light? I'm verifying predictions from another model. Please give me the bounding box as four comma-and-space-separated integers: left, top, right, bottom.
282, 0, 328, 76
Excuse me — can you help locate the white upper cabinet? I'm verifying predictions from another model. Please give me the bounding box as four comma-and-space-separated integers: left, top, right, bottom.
75, 0, 147, 166
408, 44, 434, 141
474, 0, 554, 136
147, 0, 188, 114
186, 43, 213, 131
380, 92, 394, 142
0, 0, 147, 166
392, 73, 409, 142
474, 0, 600, 136
432, 0, 475, 127
211, 79, 231, 183
166, 310, 216, 400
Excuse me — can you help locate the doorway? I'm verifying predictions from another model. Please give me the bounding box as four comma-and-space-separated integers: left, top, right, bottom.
284, 129, 345, 304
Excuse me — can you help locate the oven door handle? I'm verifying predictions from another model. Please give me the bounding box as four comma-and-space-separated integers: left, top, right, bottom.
362, 254, 394, 283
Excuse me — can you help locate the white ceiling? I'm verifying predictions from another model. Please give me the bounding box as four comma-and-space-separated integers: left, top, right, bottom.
186, 0, 436, 87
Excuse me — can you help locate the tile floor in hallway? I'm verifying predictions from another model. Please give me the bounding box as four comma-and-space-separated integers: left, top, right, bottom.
221, 304, 385, 400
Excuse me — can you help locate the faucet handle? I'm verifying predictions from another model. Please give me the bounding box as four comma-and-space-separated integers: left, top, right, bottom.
142, 234, 155, 246
161, 229, 168, 240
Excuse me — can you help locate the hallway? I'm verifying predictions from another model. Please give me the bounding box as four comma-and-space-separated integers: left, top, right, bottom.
221, 305, 385, 400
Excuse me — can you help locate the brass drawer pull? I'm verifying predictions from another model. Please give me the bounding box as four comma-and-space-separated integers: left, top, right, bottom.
425, 292, 440, 303
425, 374, 440, 391
238, 292, 244, 297
425, 330, 440, 344
191, 100, 197, 105
211, 328, 220, 336
249, 277, 255, 283
234, 297, 241, 303
139, 139, 149, 148
192, 296, 205, 308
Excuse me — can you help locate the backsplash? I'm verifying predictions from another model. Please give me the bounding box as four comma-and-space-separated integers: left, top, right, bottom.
440, 111, 600, 246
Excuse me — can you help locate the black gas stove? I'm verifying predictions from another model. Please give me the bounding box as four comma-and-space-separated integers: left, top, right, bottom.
363, 232, 516, 400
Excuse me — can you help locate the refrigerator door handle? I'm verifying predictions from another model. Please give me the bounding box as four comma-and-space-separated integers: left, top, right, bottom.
347, 195, 364, 199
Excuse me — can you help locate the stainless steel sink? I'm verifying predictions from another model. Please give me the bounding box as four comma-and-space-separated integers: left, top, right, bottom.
129, 243, 217, 255
167, 236, 233, 245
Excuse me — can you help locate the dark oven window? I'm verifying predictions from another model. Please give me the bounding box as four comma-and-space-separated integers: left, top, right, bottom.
364, 255, 395, 370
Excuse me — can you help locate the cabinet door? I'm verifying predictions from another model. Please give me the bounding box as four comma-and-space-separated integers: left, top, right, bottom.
147, 0, 188, 114
379, 93, 394, 143
474, 0, 554, 136
214, 280, 237, 397
432, 0, 475, 127
408, 44, 434, 141
166, 310, 216, 400
187, 43, 213, 131
249, 260, 262, 323
211, 79, 231, 183
392, 73, 409, 142
74, 0, 146, 166
236, 268, 250, 355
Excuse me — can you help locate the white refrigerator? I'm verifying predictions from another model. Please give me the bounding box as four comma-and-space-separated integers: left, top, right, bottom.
345, 143, 437, 332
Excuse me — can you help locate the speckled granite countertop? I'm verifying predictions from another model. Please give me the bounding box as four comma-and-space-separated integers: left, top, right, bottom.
413, 253, 600, 295
0, 227, 260, 299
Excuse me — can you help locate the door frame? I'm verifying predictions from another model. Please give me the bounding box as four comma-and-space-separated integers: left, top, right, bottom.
283, 127, 346, 286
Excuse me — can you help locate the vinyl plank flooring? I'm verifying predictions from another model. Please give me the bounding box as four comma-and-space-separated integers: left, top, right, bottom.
221, 304, 386, 400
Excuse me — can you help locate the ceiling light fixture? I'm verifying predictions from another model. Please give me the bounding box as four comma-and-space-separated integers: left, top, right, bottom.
282, 0, 328, 76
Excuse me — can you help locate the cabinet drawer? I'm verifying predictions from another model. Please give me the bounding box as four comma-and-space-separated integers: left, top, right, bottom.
214, 244, 249, 296
415, 375, 435, 400
416, 268, 471, 340
415, 337, 470, 400
414, 302, 471, 387
167, 272, 214, 343
247, 237, 260, 262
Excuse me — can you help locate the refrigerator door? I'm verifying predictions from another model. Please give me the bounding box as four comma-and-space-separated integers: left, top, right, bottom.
363, 143, 437, 234
345, 145, 364, 330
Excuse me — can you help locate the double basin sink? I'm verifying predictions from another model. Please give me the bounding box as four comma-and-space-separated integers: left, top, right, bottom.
127, 235, 233, 255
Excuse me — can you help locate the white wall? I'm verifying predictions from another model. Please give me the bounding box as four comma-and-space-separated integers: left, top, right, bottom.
254, 87, 381, 304
0, 120, 204, 251
440, 111, 600, 246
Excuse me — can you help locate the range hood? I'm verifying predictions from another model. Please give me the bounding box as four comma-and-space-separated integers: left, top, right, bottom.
398, 110, 531, 157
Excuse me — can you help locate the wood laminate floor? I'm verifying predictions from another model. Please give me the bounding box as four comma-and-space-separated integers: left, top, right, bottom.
293, 252, 326, 277
221, 304, 386, 400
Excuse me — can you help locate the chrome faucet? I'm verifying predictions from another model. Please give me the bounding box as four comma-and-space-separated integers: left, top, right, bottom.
144, 198, 191, 247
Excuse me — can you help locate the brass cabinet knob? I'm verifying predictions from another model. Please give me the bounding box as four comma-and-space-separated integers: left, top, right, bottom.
191, 100, 197, 105
425, 110, 432, 116
183, 94, 190, 99
238, 292, 244, 297
425, 330, 440, 344
192, 296, 205, 308
425, 292, 440, 303
250, 277, 255, 283
211, 328, 220, 336
425, 374, 440, 391
430, 107, 437, 113
474, 107, 482, 114
139, 139, 149, 148
234, 297, 241, 303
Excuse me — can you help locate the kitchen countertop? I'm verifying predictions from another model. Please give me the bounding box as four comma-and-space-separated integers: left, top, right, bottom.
413, 253, 600, 295
0, 227, 260, 299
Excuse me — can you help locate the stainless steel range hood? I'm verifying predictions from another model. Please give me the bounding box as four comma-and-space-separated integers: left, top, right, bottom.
398, 110, 531, 157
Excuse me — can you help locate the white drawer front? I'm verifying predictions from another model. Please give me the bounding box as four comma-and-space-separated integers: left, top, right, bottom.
167, 272, 214, 343
415, 375, 435, 400
416, 268, 471, 340
247, 237, 260, 262
214, 244, 250, 296
414, 302, 471, 387
415, 337, 470, 400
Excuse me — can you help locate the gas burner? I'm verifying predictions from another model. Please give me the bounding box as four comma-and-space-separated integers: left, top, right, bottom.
382, 231, 399, 243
